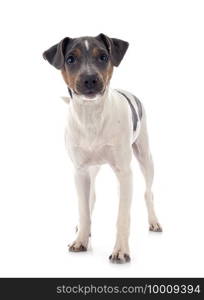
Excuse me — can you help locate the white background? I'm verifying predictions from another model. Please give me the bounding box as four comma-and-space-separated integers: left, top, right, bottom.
0, 0, 204, 277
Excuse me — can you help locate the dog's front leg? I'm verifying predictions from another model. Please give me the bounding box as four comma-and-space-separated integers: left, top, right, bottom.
69, 168, 91, 252
109, 166, 133, 263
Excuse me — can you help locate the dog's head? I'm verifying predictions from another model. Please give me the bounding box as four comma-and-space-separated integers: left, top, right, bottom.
43, 34, 129, 101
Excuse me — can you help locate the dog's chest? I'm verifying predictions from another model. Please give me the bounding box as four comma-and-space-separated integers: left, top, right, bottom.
69, 144, 117, 167
64, 92, 133, 168
65, 124, 119, 167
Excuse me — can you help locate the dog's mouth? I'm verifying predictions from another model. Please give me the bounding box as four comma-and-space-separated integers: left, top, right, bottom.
83, 90, 98, 98
74, 87, 106, 101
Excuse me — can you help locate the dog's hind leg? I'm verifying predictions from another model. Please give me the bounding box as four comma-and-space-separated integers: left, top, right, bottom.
132, 110, 162, 232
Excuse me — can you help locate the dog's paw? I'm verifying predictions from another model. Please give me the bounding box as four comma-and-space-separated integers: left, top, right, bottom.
68, 241, 87, 252
109, 251, 131, 264
149, 221, 163, 232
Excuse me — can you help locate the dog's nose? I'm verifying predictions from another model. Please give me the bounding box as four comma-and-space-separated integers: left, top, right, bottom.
83, 74, 99, 89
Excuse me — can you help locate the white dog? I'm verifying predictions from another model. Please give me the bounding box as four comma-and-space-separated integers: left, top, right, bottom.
43, 33, 162, 263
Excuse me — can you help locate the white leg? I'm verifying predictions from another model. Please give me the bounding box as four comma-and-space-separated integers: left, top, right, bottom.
109, 166, 132, 263
69, 168, 91, 252
133, 112, 162, 232
75, 166, 100, 236
89, 166, 100, 215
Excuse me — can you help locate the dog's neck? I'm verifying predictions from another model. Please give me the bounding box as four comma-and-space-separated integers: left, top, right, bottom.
68, 87, 110, 129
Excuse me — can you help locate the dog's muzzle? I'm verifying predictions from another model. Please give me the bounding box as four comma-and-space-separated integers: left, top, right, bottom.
76, 73, 104, 98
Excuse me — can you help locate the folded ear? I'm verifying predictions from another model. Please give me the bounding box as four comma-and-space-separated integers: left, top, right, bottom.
43, 37, 71, 69
96, 33, 129, 67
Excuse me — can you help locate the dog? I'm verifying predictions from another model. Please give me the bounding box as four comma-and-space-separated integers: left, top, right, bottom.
43, 33, 162, 263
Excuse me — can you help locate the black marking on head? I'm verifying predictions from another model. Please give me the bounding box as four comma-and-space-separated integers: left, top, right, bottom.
43, 34, 129, 70
64, 36, 111, 72
116, 90, 138, 131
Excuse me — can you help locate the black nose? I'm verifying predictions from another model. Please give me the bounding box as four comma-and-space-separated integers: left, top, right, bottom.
83, 74, 99, 89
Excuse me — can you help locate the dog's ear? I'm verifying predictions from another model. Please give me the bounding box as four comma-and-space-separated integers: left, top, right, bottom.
43, 37, 71, 69
96, 33, 129, 67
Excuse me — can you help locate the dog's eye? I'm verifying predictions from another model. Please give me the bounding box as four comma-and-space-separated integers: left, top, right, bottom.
66, 55, 76, 64
99, 54, 108, 62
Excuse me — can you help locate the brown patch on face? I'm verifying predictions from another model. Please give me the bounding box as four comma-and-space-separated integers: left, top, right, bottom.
92, 47, 114, 86
61, 68, 76, 91
71, 48, 81, 57
100, 63, 113, 86
92, 47, 101, 57
60, 48, 82, 91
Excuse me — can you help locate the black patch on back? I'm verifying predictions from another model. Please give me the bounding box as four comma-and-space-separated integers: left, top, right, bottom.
132, 95, 143, 119
116, 90, 138, 131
